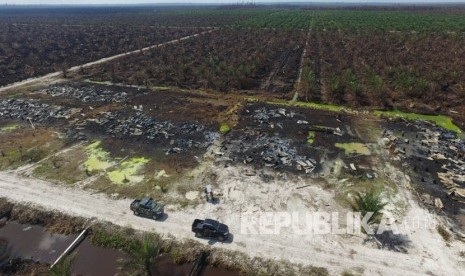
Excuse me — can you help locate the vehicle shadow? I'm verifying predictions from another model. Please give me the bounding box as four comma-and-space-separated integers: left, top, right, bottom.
157, 213, 169, 222
201, 233, 234, 245
203, 198, 221, 205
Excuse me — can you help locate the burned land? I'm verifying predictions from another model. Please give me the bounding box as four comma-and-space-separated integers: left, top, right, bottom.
1, 5, 465, 276
382, 119, 465, 230
0, 82, 231, 175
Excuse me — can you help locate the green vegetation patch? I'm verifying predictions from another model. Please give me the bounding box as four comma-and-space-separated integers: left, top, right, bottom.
307, 131, 315, 144
335, 142, 371, 155
0, 124, 20, 132
84, 79, 112, 85
233, 10, 465, 32
107, 157, 150, 185
352, 190, 387, 224
293, 101, 351, 113
374, 110, 462, 134
84, 141, 113, 172
270, 100, 461, 135
268, 100, 355, 113
219, 123, 231, 134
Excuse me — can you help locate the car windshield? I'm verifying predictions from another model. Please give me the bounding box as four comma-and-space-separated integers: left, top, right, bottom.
205, 219, 219, 229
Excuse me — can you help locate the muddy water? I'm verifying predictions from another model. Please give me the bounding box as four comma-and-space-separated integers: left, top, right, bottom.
0, 221, 127, 275
152, 255, 240, 276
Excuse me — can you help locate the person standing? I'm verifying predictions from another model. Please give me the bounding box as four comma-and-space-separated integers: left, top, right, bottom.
205, 184, 213, 202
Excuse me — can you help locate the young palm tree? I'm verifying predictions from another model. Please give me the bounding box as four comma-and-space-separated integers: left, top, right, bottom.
352, 190, 387, 224
130, 235, 160, 276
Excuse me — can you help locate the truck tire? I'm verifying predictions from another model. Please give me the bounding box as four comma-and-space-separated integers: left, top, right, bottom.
134, 211, 139, 216
152, 215, 158, 220
218, 236, 225, 242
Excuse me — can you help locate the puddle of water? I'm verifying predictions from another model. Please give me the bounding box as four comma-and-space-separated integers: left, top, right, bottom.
152, 255, 191, 276
203, 265, 241, 276
0, 221, 127, 275
73, 241, 126, 276
152, 255, 240, 276
0, 221, 69, 264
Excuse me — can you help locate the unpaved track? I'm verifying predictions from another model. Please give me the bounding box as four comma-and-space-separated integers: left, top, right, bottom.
0, 171, 463, 275
0, 29, 216, 93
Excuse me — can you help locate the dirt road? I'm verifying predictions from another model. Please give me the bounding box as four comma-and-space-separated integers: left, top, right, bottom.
0, 29, 216, 93
1, 169, 463, 276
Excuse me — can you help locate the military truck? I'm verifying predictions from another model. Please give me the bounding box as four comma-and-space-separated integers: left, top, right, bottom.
130, 197, 164, 220
192, 218, 229, 242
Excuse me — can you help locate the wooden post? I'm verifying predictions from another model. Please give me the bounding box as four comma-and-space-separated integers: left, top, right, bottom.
50, 228, 88, 269
28, 118, 35, 129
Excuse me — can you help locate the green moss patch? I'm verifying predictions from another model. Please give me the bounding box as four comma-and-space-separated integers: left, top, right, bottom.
293, 101, 353, 113
107, 157, 150, 185
84, 141, 113, 172
219, 123, 231, 134
307, 131, 315, 144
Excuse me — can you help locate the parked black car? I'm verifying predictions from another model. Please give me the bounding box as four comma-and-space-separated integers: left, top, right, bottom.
192, 218, 229, 242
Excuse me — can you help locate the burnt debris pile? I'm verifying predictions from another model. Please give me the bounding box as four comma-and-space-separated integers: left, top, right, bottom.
224, 129, 318, 173
35, 84, 129, 103
384, 120, 465, 205
219, 105, 330, 174
0, 99, 78, 122
88, 111, 219, 155
252, 107, 296, 126
0, 82, 221, 157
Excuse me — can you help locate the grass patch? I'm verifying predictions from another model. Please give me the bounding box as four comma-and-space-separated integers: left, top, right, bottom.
0, 128, 64, 170
335, 143, 371, 155
32, 146, 88, 185
84, 79, 113, 85
374, 110, 462, 134
437, 225, 451, 242
219, 123, 231, 134
0, 124, 20, 132
293, 101, 349, 112
268, 99, 355, 113
89, 224, 145, 252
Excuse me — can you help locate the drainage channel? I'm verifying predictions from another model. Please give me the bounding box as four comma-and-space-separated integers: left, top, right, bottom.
0, 220, 240, 276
